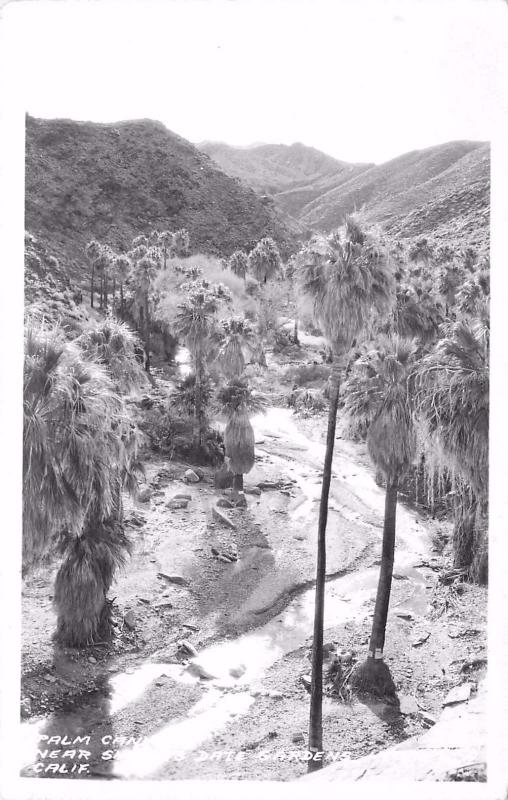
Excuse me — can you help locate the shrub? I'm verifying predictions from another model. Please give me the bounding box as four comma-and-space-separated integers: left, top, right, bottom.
284, 362, 331, 387
138, 406, 224, 465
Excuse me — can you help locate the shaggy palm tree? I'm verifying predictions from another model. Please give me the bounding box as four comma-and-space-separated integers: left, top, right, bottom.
344, 336, 417, 696
248, 237, 281, 284
86, 239, 102, 308
173, 280, 231, 451
415, 319, 489, 580
131, 255, 159, 372
392, 273, 444, 345
94, 246, 114, 310
23, 317, 140, 645
438, 259, 466, 316
76, 317, 147, 393
216, 316, 258, 379
217, 379, 266, 492
158, 230, 174, 270
297, 216, 394, 771
170, 229, 190, 258
228, 250, 249, 280
408, 237, 434, 267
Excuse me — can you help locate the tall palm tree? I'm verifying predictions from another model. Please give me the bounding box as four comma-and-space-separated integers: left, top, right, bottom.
216, 316, 258, 379
114, 254, 132, 317
23, 316, 141, 644
297, 216, 394, 771
131, 255, 159, 372
248, 237, 281, 284
217, 379, 266, 492
158, 230, 174, 270
170, 229, 190, 258
173, 280, 230, 451
86, 239, 102, 309
344, 336, 417, 695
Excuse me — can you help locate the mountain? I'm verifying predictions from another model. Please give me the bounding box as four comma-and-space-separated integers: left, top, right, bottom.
200, 140, 490, 250
25, 116, 296, 283
198, 141, 372, 216
299, 140, 490, 249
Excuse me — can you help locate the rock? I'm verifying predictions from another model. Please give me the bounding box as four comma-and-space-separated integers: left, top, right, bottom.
178, 639, 198, 657
443, 683, 474, 706
183, 469, 200, 483
268, 691, 284, 700
300, 674, 312, 691
124, 610, 136, 630
173, 493, 192, 501
212, 506, 236, 530
412, 631, 430, 647
292, 731, 305, 744
183, 623, 199, 632
126, 512, 147, 528
167, 498, 189, 510
417, 710, 437, 727
137, 486, 152, 503
257, 481, 279, 490
396, 611, 414, 621
44, 674, 57, 683
245, 486, 262, 496
157, 572, 188, 586
231, 492, 248, 508
229, 664, 247, 678
185, 661, 217, 680
88, 656, 97, 664
216, 497, 234, 509
154, 601, 173, 610
398, 695, 419, 715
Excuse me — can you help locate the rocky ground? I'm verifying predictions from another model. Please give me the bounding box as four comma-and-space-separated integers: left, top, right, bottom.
19, 340, 487, 783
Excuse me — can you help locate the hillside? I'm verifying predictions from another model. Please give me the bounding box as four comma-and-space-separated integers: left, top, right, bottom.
299, 140, 490, 248
201, 139, 490, 250
25, 116, 296, 284
198, 141, 372, 218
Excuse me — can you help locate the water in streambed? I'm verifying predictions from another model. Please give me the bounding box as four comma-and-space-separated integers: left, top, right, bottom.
20, 406, 432, 780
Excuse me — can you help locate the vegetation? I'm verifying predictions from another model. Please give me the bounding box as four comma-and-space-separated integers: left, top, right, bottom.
217, 379, 265, 493
296, 215, 394, 770
345, 336, 417, 696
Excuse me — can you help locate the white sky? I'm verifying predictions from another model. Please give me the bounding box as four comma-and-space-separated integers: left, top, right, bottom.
2, 0, 508, 163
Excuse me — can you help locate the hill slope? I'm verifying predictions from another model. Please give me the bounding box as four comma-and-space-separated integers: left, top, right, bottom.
299, 140, 490, 247
25, 116, 296, 283
198, 141, 372, 218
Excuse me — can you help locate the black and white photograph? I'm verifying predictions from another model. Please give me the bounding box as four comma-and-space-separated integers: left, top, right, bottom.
0, 0, 507, 794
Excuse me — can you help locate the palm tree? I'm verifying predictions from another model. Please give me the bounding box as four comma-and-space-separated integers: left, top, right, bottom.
228, 250, 249, 279
248, 237, 281, 284
114, 254, 132, 317
216, 316, 258, 379
170, 229, 190, 258
94, 246, 114, 310
173, 280, 231, 451
344, 336, 417, 696
438, 259, 466, 316
23, 316, 140, 644
297, 216, 394, 771
86, 239, 102, 308
131, 255, 159, 372
284, 254, 300, 344
76, 317, 147, 393
158, 230, 174, 270
217, 379, 265, 493
415, 319, 489, 580
408, 237, 434, 268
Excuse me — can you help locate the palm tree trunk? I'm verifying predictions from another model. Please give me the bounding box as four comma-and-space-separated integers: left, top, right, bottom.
293, 316, 299, 345
368, 475, 398, 658
120, 283, 124, 317
91, 263, 95, 308
104, 273, 108, 310
233, 474, 244, 491
308, 360, 341, 773
112, 277, 116, 311
144, 294, 150, 372
194, 352, 203, 451
99, 276, 103, 310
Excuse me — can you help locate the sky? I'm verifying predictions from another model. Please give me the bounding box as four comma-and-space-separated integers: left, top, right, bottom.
1, 0, 507, 163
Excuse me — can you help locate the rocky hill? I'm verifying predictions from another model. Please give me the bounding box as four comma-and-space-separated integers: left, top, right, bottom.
201, 139, 490, 250
25, 116, 296, 285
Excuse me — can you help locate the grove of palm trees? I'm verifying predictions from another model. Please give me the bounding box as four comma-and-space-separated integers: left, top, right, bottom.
20, 203, 489, 782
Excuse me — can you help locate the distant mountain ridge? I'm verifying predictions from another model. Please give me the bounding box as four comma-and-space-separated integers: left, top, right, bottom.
25, 116, 297, 283
199, 139, 490, 249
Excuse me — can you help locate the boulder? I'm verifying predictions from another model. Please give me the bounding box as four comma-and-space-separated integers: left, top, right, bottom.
124, 610, 136, 630
178, 640, 198, 658
231, 492, 248, 508
157, 572, 188, 587
184, 469, 200, 483
229, 664, 247, 679
173, 493, 192, 501
137, 486, 152, 503
443, 683, 473, 706
300, 674, 312, 691
244, 486, 262, 496
216, 498, 234, 509
292, 731, 305, 744
185, 661, 217, 680
212, 506, 236, 530
398, 695, 419, 715
167, 498, 189, 510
